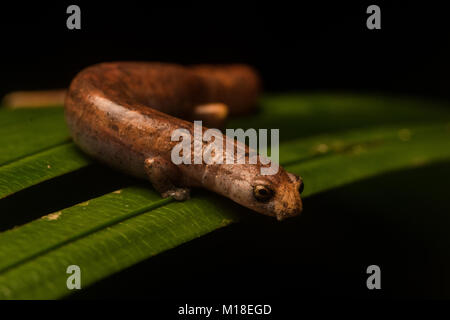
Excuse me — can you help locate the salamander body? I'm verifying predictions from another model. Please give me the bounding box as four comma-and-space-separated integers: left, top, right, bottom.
65, 62, 303, 220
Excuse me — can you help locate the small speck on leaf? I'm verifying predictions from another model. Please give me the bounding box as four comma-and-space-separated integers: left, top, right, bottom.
113, 190, 122, 194
220, 218, 233, 226
43, 211, 62, 221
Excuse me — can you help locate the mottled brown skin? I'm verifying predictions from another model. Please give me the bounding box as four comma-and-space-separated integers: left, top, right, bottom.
65, 62, 303, 220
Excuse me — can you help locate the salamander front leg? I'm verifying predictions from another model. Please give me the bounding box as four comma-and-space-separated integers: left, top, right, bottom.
144, 157, 190, 201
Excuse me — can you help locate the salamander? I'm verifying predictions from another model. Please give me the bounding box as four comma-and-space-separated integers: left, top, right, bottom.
65, 62, 303, 220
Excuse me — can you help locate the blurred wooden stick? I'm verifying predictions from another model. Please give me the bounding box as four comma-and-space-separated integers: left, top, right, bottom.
2, 89, 66, 108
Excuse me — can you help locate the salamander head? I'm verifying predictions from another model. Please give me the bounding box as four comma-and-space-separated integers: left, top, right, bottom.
224, 166, 304, 221
251, 171, 304, 220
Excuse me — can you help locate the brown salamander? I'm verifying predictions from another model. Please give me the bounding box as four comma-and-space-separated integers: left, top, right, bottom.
65, 62, 303, 220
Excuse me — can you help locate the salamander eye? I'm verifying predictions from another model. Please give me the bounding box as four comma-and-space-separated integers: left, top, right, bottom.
253, 185, 274, 202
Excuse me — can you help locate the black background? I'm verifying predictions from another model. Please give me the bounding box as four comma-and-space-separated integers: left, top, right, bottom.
1, 1, 450, 100
1, 0, 450, 303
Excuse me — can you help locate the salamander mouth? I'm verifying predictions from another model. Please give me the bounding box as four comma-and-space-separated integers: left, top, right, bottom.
275, 203, 303, 221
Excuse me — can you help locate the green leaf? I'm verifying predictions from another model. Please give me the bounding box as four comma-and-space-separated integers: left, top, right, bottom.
0, 107, 69, 165
0, 187, 238, 299
228, 94, 450, 141
0, 94, 450, 299
0, 107, 90, 199
0, 143, 91, 199
281, 125, 450, 196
